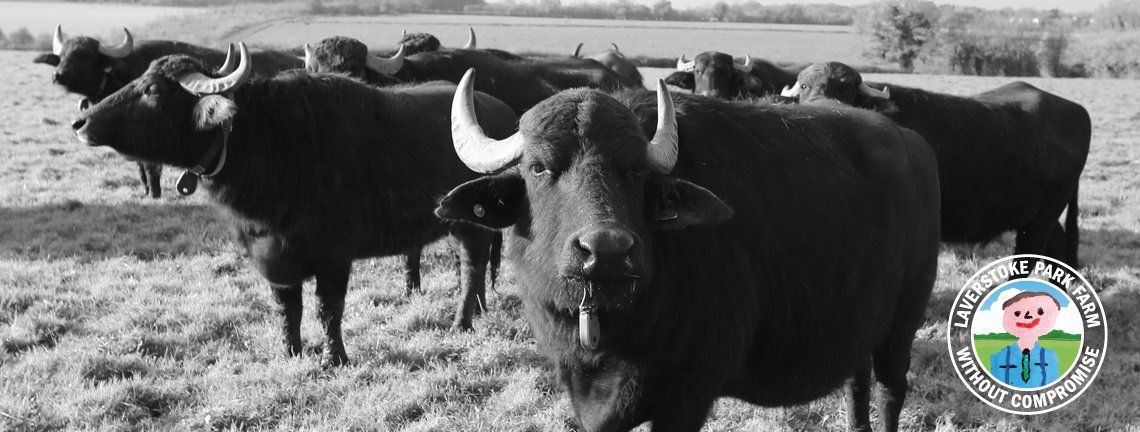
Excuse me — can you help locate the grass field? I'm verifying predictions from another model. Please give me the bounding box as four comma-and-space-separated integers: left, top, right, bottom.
0, 1, 198, 39
1, 48, 1139, 432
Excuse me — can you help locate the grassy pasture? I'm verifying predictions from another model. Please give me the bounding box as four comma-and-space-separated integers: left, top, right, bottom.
1, 48, 1139, 432
234, 14, 866, 65
0, 1, 199, 39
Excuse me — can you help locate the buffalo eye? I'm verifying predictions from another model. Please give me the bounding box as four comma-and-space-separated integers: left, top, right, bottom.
626, 166, 647, 178
1014, 311, 1021, 317
529, 163, 549, 177
144, 83, 162, 96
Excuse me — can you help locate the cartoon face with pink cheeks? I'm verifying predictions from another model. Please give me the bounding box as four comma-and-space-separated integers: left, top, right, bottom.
991, 291, 1062, 388
1003, 292, 1061, 343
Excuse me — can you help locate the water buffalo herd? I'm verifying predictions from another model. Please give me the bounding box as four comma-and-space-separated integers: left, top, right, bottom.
35, 25, 1090, 432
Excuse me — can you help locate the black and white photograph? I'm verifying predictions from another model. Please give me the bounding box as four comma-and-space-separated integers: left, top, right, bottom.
0, 0, 1136, 430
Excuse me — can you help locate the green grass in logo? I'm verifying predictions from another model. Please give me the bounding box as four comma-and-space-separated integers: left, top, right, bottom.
973, 331, 1081, 381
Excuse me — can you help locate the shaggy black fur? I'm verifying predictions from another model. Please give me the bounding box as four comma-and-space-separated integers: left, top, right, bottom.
306, 36, 403, 87
671, 52, 800, 99
75, 55, 518, 366
436, 88, 941, 431
40, 35, 302, 198
393, 49, 641, 115
795, 61, 1090, 266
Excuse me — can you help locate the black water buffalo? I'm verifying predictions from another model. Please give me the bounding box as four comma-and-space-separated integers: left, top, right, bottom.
37, 25, 303, 198
783, 62, 1089, 266
669, 51, 799, 98
436, 70, 940, 431
304, 37, 403, 86
307, 37, 640, 115
303, 36, 504, 297
70, 45, 517, 366
394, 28, 524, 61
572, 43, 644, 87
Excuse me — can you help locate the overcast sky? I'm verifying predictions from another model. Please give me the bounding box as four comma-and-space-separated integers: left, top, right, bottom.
645, 0, 1110, 12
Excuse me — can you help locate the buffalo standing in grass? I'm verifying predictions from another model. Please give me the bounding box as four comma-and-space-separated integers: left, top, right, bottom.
70, 45, 517, 366
783, 62, 1089, 266
37, 25, 302, 198
666, 51, 799, 99
436, 70, 940, 431
303, 36, 504, 297
305, 37, 640, 116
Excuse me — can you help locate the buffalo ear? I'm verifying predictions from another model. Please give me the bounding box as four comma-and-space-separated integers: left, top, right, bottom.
436, 174, 525, 229
650, 178, 733, 230
663, 71, 694, 90
192, 95, 238, 131
33, 53, 60, 66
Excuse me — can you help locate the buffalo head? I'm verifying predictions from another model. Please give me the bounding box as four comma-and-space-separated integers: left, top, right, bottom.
437, 69, 731, 320
304, 36, 404, 86
675, 51, 754, 98
38, 24, 134, 102
781, 61, 890, 107
70, 43, 252, 167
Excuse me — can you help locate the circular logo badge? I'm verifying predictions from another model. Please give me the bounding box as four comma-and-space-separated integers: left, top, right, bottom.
946, 255, 1107, 415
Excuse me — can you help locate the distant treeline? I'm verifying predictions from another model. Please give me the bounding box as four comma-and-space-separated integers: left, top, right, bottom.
856, 0, 1140, 79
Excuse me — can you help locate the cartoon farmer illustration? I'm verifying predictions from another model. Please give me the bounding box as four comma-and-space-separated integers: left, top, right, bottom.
991, 291, 1062, 388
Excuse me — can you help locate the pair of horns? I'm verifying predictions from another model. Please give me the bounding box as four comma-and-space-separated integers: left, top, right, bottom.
675, 54, 752, 73
779, 81, 891, 99
53, 24, 133, 58
179, 41, 251, 96
450, 69, 678, 174
572, 42, 621, 57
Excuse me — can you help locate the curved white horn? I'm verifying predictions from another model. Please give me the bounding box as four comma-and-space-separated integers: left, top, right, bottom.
218, 44, 237, 74
53, 24, 65, 55
366, 44, 405, 75
98, 28, 133, 58
781, 82, 802, 98
573, 42, 583, 57
401, 29, 407, 37
178, 41, 252, 96
302, 43, 314, 68
610, 42, 620, 53
734, 54, 753, 73
463, 27, 476, 49
676, 55, 694, 72
451, 68, 524, 173
647, 79, 678, 174
860, 82, 891, 99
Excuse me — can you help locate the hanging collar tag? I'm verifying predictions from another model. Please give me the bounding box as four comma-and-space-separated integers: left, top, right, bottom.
578, 283, 600, 350
177, 114, 233, 196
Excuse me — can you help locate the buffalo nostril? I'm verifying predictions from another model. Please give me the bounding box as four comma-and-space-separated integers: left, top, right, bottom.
71, 118, 87, 131
575, 228, 636, 274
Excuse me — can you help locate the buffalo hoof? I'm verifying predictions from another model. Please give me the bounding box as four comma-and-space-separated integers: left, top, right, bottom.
450, 320, 474, 332
321, 350, 349, 368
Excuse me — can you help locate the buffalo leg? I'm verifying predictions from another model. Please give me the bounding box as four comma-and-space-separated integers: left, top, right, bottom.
315, 262, 352, 367
845, 365, 873, 432
271, 284, 304, 357
874, 339, 913, 432
405, 246, 422, 296
448, 226, 493, 331
144, 163, 162, 199
648, 370, 719, 432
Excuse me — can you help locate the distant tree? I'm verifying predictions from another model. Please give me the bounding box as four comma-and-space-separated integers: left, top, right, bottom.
859, 0, 938, 71
8, 27, 34, 49
652, 0, 673, 20
536, 0, 560, 15
711, 0, 729, 21
1094, 0, 1140, 30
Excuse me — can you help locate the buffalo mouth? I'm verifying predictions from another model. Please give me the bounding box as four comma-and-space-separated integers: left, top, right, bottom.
562, 276, 641, 311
